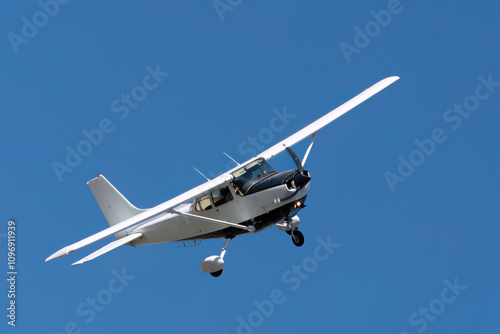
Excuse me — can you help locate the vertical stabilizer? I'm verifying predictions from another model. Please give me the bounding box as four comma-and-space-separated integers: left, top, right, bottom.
87, 175, 145, 227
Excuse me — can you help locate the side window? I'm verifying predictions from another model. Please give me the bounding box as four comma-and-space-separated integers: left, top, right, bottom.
211, 187, 234, 207
195, 194, 212, 211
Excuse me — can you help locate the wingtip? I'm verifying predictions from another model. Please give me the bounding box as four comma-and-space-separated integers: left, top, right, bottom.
385, 75, 400, 82
45, 248, 70, 262
45, 254, 58, 262
375, 76, 400, 89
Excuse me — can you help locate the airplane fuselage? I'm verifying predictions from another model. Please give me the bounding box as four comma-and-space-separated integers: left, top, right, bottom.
127, 169, 310, 246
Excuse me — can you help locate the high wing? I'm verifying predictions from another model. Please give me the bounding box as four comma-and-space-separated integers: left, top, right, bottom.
258, 76, 399, 162
45, 173, 233, 262
46, 76, 399, 264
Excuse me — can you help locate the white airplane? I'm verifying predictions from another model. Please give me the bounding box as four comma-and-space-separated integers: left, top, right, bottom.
46, 76, 399, 277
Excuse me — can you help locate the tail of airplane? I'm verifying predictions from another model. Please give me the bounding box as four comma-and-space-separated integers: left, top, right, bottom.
87, 175, 145, 227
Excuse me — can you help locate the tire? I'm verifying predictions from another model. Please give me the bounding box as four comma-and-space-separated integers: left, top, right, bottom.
210, 269, 223, 277
292, 230, 304, 247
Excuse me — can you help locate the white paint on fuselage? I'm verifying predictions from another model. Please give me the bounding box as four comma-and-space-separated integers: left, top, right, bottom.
130, 182, 310, 246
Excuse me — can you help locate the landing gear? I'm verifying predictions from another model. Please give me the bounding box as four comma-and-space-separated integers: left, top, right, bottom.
200, 237, 232, 278
291, 229, 304, 247
275, 216, 305, 247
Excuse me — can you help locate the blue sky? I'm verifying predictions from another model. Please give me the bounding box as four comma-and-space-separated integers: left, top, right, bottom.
2, 1, 500, 333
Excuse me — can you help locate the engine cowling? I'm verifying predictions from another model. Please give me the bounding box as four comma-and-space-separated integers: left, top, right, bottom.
199, 255, 224, 274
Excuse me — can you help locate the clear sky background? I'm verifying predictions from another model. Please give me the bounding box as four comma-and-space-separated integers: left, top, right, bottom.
1, 1, 500, 333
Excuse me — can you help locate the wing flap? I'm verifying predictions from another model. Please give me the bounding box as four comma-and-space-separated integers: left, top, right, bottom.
72, 233, 143, 265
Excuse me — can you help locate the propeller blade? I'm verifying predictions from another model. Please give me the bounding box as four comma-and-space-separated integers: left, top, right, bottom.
286, 147, 305, 175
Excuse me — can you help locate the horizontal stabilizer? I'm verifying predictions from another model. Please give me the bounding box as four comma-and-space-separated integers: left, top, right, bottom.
72, 233, 142, 265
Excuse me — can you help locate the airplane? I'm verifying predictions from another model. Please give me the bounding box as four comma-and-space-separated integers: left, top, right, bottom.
46, 76, 399, 277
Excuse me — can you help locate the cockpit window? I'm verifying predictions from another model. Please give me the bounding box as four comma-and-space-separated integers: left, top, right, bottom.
211, 187, 233, 207
231, 158, 276, 196
195, 194, 212, 211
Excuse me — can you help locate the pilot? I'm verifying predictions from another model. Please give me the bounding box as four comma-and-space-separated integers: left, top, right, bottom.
232, 182, 244, 197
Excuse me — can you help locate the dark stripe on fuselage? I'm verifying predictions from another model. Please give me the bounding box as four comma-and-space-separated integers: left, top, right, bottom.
246, 170, 297, 195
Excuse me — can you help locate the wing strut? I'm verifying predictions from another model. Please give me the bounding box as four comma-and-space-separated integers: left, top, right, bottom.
302, 132, 318, 167
170, 210, 255, 232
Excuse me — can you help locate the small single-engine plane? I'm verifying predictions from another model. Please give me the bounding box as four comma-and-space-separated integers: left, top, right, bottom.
46, 76, 399, 277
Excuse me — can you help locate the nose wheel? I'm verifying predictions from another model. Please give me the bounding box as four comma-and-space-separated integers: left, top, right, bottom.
291, 229, 304, 247
276, 217, 305, 247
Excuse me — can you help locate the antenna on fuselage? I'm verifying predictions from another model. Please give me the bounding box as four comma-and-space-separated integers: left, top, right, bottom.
223, 152, 240, 166
193, 167, 210, 181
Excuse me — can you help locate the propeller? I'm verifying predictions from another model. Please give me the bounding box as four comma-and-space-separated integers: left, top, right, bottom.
286, 147, 311, 188
286, 147, 305, 175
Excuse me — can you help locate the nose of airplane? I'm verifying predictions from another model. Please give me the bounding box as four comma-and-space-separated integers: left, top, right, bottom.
293, 172, 311, 188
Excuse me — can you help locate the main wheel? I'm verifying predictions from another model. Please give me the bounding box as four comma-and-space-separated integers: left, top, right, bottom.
291, 230, 304, 247
210, 269, 223, 277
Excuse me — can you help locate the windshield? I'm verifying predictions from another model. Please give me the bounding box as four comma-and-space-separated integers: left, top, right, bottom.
231, 158, 276, 195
